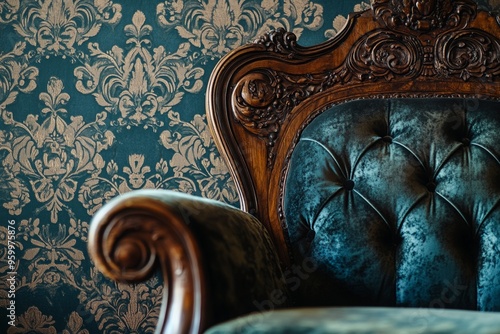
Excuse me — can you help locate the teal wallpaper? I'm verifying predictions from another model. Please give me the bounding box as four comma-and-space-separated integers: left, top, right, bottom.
0, 0, 498, 333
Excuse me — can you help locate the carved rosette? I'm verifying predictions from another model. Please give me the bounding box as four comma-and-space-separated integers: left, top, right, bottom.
232, 71, 278, 139
435, 30, 500, 80
232, 70, 331, 164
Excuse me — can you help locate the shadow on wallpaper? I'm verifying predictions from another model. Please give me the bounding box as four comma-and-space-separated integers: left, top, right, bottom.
0, 0, 498, 332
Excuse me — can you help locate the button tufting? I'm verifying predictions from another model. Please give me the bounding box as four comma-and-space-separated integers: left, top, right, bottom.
306, 230, 316, 242
382, 135, 393, 144
426, 181, 437, 192
344, 179, 355, 191
393, 234, 402, 247
462, 137, 471, 146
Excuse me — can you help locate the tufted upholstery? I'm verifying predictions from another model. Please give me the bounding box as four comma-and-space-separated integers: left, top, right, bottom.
285, 98, 500, 310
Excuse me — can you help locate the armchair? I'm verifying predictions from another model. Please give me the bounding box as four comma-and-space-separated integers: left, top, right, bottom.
89, 0, 500, 333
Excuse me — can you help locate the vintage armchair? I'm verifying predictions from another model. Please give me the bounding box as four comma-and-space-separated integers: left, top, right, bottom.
88, 0, 500, 333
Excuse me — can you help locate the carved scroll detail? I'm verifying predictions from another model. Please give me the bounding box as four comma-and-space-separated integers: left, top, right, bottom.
345, 30, 423, 81
372, 0, 477, 32
88, 196, 206, 333
233, 70, 331, 164
254, 28, 299, 58
234, 2, 499, 167
234, 31, 424, 165
435, 29, 500, 80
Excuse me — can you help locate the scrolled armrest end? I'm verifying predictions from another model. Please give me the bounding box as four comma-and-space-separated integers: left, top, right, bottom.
88, 192, 206, 334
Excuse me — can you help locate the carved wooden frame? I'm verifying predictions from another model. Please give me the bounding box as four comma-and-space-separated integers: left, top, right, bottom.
206, 0, 500, 263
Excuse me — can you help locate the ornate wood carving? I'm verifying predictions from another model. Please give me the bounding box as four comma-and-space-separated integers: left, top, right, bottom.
372, 0, 477, 32
254, 27, 300, 59
233, 70, 329, 164
345, 30, 424, 80
435, 29, 500, 80
232, 1, 500, 166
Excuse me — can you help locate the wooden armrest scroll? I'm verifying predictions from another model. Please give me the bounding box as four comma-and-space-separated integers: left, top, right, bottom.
88, 195, 206, 334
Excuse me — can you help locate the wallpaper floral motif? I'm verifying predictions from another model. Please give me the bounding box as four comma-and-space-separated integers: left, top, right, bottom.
0, 0, 498, 333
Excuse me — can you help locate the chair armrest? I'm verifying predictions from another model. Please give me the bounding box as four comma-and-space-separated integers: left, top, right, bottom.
88, 189, 288, 334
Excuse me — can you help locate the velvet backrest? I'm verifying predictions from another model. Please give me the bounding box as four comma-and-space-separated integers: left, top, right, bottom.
284, 97, 500, 309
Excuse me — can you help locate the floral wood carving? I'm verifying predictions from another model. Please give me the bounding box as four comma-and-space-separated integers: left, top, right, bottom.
372, 0, 477, 32
232, 2, 500, 166
233, 70, 329, 165
345, 30, 424, 80
254, 28, 300, 59
435, 29, 500, 80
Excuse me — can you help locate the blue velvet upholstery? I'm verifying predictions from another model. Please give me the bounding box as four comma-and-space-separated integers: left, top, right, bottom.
284, 98, 500, 310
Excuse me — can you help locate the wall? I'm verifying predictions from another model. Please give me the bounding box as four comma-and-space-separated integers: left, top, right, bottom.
0, 0, 498, 332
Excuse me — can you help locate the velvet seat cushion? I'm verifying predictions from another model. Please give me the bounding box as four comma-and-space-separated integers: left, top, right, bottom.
284, 98, 500, 308
205, 307, 500, 333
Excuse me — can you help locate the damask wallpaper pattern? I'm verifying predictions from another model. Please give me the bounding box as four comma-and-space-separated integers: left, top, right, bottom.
0, 0, 498, 333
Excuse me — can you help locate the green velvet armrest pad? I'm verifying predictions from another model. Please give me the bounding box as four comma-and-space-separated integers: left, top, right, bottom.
145, 190, 290, 322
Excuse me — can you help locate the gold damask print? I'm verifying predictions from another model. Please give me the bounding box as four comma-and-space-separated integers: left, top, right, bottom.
79, 154, 159, 215
160, 114, 238, 203
122, 154, 155, 190
0, 77, 114, 222
62, 312, 90, 334
11, 0, 122, 58
157, 0, 324, 58
0, 0, 19, 24
6, 307, 89, 334
325, 1, 371, 38
69, 218, 89, 242
1, 216, 88, 297
79, 270, 162, 333
7, 306, 57, 334
0, 41, 38, 108
21, 222, 85, 288
74, 10, 204, 131
0, 1, 395, 333
79, 112, 238, 216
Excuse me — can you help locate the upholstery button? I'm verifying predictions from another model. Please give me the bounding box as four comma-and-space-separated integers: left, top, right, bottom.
393, 234, 402, 247
344, 179, 355, 190
382, 135, 393, 144
426, 181, 437, 192
462, 138, 471, 146
306, 230, 316, 242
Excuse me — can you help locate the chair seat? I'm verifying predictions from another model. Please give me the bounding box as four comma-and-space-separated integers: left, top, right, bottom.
206, 307, 500, 334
